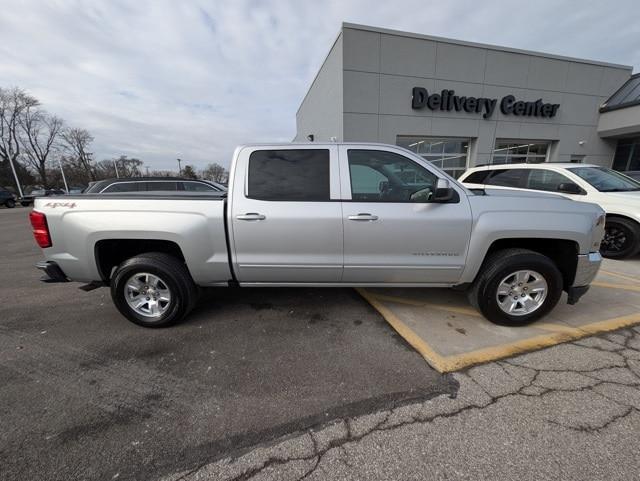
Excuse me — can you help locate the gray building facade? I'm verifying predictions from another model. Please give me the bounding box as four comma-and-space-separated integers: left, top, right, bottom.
295, 23, 638, 177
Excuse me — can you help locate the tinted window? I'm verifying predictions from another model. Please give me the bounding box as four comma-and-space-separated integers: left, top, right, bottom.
568, 166, 640, 192
485, 169, 528, 188
102, 182, 140, 193
463, 171, 492, 184
183, 181, 216, 192
145, 182, 178, 192
348, 149, 438, 202
248, 149, 330, 201
526, 169, 574, 192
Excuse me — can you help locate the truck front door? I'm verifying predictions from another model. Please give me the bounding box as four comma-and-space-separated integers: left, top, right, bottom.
230, 146, 343, 283
339, 146, 472, 284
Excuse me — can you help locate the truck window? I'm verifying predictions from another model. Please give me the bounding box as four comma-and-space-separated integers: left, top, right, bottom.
247, 149, 330, 201
348, 149, 437, 202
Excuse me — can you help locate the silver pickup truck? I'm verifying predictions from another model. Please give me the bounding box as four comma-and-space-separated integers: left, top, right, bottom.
30, 143, 605, 328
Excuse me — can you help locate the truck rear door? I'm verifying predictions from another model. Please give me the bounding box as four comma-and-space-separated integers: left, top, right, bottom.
229, 145, 343, 283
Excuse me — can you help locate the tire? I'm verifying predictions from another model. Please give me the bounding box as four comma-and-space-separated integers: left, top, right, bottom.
600, 218, 640, 259
5, 199, 15, 208
110, 252, 198, 328
467, 248, 563, 326
20, 201, 31, 207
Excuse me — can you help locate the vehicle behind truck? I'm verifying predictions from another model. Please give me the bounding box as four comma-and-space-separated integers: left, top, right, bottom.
30, 143, 605, 328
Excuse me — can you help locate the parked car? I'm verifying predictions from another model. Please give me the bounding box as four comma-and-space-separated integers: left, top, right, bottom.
0, 187, 16, 208
83, 177, 227, 194
31, 143, 604, 328
20, 188, 67, 206
459, 163, 640, 259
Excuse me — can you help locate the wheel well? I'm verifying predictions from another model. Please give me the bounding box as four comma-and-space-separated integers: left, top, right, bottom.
605, 213, 640, 227
485, 238, 579, 290
94, 239, 185, 282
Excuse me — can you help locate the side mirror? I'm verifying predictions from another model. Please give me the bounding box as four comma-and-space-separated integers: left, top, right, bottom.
433, 178, 454, 202
557, 182, 583, 195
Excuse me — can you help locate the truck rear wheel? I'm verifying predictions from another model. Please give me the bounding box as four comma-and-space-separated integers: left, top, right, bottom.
110, 252, 198, 328
468, 248, 563, 326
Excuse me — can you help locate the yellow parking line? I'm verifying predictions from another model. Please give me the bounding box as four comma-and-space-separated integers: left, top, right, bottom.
371, 292, 482, 317
536, 322, 585, 334
599, 269, 640, 284
356, 288, 450, 371
592, 281, 640, 293
358, 288, 640, 373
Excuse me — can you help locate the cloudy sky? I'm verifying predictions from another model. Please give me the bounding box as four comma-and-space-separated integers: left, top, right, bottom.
0, 0, 638, 171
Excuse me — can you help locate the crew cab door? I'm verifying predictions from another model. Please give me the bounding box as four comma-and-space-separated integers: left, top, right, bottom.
229, 146, 343, 282
339, 146, 472, 283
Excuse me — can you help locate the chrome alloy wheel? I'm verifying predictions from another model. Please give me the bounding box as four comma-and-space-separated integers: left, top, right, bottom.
124, 272, 172, 318
496, 270, 548, 316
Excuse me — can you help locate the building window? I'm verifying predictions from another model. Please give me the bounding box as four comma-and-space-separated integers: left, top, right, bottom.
612, 137, 640, 172
491, 140, 550, 164
397, 136, 469, 178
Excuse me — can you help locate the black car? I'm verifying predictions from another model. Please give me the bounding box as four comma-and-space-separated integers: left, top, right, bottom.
83, 177, 227, 195
0, 187, 17, 208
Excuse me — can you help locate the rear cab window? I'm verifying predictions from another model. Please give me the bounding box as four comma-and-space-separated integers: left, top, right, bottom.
247, 149, 330, 201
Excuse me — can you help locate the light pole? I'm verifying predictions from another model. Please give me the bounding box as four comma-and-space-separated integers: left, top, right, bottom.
177, 158, 182, 176
58, 158, 69, 193
113, 159, 120, 178
7, 156, 24, 199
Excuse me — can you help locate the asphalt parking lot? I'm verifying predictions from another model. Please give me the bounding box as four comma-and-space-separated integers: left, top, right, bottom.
0, 207, 453, 481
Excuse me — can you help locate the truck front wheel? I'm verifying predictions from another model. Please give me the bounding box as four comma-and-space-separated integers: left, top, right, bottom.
468, 248, 563, 326
110, 252, 198, 328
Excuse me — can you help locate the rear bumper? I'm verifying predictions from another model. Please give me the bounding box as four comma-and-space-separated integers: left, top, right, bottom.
35, 260, 69, 283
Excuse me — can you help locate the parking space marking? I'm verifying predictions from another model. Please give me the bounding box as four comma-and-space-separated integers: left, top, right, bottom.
600, 269, 640, 284
370, 292, 481, 317
358, 285, 640, 373
592, 281, 640, 293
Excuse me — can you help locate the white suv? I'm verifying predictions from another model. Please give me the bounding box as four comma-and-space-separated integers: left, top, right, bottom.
460, 163, 640, 259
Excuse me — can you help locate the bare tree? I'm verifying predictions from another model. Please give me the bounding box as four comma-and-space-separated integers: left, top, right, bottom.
96, 155, 143, 179
181, 164, 198, 179
19, 105, 64, 189
201, 162, 228, 183
0, 87, 39, 195
61, 127, 96, 182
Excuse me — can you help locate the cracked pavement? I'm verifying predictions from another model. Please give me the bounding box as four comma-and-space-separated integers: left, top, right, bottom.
167, 326, 640, 481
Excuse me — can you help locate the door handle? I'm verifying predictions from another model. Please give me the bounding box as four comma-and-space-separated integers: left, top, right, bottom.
236, 213, 266, 221
348, 213, 378, 221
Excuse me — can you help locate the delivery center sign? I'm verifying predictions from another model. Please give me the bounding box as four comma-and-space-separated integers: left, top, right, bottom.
411, 87, 560, 119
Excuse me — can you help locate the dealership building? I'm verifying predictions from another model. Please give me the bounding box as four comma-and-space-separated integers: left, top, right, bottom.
295, 23, 640, 178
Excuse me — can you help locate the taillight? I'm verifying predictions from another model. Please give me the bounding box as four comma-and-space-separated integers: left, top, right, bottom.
29, 211, 52, 248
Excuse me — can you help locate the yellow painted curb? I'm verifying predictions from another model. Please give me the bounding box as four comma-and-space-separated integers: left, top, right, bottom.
357, 288, 640, 373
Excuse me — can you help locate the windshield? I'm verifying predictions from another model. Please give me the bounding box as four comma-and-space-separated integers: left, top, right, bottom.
568, 167, 640, 192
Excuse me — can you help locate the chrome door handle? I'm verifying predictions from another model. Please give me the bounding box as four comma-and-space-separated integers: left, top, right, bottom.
348, 213, 378, 221
236, 213, 266, 221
